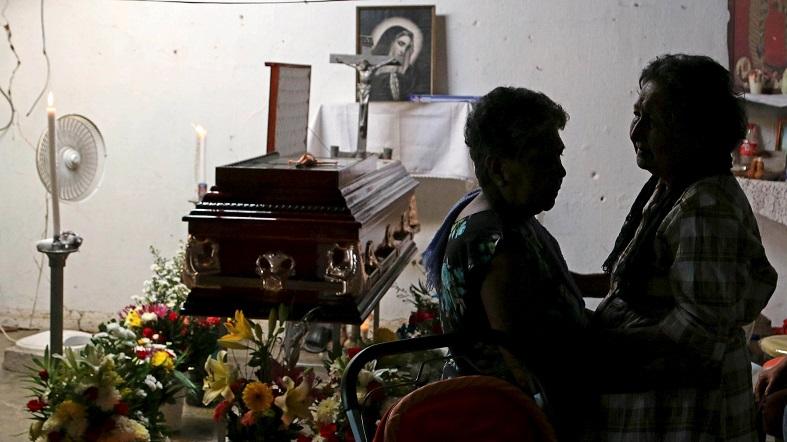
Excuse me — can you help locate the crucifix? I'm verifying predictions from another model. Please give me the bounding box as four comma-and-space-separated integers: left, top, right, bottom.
330, 53, 400, 157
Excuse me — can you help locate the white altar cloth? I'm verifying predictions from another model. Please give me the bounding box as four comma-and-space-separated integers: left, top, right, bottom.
308, 102, 474, 181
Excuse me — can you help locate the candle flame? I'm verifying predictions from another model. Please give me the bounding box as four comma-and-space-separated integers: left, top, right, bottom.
47, 92, 54, 107
193, 124, 207, 138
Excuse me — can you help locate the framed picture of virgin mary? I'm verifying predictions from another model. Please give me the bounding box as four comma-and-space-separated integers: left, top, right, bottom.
728, 0, 787, 93
356, 5, 435, 101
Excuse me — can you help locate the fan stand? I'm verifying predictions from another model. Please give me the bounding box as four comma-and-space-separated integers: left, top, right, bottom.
36, 232, 82, 355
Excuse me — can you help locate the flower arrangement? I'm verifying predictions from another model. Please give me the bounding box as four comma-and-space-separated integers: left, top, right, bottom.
203, 307, 313, 441
395, 279, 442, 339
25, 321, 193, 441
128, 246, 221, 395
133, 246, 190, 310
299, 325, 423, 442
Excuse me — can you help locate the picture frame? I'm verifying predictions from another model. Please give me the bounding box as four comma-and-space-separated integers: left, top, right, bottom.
356, 5, 435, 101
728, 0, 787, 93
776, 118, 787, 151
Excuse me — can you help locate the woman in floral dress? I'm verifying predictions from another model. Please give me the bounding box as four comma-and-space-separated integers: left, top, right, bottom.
423, 86, 590, 441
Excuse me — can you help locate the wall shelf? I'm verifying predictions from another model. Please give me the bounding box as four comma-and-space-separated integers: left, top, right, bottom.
738, 177, 787, 226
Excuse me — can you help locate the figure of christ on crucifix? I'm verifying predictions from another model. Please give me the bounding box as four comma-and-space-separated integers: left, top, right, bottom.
330, 53, 400, 156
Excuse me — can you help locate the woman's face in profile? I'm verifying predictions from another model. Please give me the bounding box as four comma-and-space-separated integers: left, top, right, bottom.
392, 35, 413, 62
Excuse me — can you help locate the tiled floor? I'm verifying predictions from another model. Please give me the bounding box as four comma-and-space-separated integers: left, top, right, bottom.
0, 328, 326, 442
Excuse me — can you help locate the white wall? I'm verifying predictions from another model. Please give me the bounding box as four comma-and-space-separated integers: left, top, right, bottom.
2, 0, 768, 329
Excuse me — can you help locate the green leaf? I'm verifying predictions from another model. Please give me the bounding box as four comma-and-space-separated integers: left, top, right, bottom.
268, 307, 278, 337
278, 304, 289, 323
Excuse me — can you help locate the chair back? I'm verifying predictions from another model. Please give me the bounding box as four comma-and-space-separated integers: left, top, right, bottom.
373, 374, 557, 442
340, 332, 555, 442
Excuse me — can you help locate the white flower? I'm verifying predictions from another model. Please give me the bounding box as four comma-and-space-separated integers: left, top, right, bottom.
140, 312, 157, 323
144, 375, 162, 391
135, 389, 147, 398
313, 396, 340, 424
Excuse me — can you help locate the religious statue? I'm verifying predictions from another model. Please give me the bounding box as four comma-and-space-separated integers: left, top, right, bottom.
330, 53, 400, 156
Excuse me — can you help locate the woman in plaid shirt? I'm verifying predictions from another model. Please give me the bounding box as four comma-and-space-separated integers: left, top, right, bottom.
589, 54, 777, 441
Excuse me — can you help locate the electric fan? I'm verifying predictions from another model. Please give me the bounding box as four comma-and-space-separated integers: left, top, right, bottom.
30, 114, 106, 355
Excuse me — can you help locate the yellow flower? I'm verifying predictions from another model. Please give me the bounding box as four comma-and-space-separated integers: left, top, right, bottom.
202, 350, 237, 406
218, 310, 254, 349
124, 310, 141, 328
97, 416, 150, 442
373, 327, 397, 343
150, 350, 174, 371
53, 400, 88, 439
274, 376, 312, 426
242, 381, 274, 412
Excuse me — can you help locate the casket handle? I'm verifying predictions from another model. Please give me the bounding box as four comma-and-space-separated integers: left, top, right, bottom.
255, 252, 295, 292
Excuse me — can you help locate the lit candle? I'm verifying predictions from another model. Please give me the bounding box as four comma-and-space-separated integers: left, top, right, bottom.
193, 124, 207, 199
47, 92, 60, 239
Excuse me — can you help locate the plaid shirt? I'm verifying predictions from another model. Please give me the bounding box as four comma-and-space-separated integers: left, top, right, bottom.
592, 175, 777, 441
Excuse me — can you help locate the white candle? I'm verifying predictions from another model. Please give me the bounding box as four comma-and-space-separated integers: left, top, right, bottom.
47, 92, 60, 239
194, 124, 207, 184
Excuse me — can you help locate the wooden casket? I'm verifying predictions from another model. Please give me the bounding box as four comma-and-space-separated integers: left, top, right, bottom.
181, 152, 419, 324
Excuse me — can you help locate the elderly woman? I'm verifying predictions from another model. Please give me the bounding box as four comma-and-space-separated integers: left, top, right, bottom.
591, 54, 777, 440
423, 86, 589, 440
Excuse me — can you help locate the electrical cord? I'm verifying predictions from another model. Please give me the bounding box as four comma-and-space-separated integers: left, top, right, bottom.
24, 0, 50, 118
117, 0, 369, 4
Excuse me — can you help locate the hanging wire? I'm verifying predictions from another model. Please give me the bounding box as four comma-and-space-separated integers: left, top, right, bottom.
25, 0, 50, 118
116, 0, 369, 4
0, 0, 20, 131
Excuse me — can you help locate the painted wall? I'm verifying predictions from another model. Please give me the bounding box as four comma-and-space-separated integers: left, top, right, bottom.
4, 0, 779, 330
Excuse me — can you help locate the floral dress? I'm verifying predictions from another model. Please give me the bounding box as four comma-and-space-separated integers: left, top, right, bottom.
439, 210, 589, 438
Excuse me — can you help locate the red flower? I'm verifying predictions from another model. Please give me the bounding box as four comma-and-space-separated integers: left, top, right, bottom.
410, 310, 435, 325
26, 398, 46, 412
142, 327, 154, 339
344, 428, 356, 442
38, 369, 49, 381
213, 400, 230, 422
296, 435, 312, 442
114, 401, 129, 416
83, 386, 99, 401
168, 311, 178, 322
431, 321, 443, 334
135, 349, 150, 360
205, 316, 222, 326
240, 410, 257, 427
230, 379, 245, 396
319, 423, 338, 438
346, 347, 361, 359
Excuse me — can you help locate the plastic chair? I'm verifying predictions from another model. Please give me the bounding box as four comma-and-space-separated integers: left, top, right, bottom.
340, 332, 557, 442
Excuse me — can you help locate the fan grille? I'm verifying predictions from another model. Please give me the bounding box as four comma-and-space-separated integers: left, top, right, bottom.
36, 115, 105, 202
